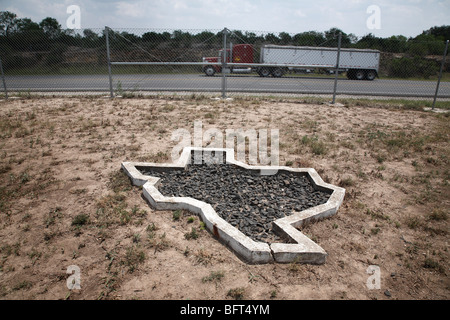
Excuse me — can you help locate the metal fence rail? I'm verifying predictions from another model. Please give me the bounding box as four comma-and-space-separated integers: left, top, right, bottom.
1, 26, 449, 105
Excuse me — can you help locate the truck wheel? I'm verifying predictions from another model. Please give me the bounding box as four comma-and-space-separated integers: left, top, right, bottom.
272, 68, 284, 78
365, 70, 377, 81
355, 70, 366, 80
204, 66, 215, 76
259, 67, 271, 77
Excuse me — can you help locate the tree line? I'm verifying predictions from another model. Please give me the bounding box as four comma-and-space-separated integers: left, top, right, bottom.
1, 11, 449, 78
1, 11, 448, 51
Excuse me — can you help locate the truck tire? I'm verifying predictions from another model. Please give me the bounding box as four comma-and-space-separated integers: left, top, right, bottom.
365, 70, 377, 81
258, 67, 271, 77
354, 70, 366, 81
204, 66, 215, 76
272, 68, 285, 78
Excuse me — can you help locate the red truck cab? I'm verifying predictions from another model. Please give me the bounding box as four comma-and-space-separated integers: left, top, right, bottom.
202, 44, 254, 76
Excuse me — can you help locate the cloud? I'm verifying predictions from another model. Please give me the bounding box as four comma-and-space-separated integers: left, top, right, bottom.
1, 0, 449, 37
115, 1, 147, 18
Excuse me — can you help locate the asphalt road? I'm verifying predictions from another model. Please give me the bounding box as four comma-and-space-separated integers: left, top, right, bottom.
3, 74, 450, 98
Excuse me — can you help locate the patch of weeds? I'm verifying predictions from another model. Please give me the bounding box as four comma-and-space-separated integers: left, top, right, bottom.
108, 170, 132, 193
0, 242, 21, 257
117, 205, 146, 226
405, 215, 422, 230
136, 151, 169, 163
44, 231, 58, 242
118, 207, 131, 225
194, 249, 213, 266
130, 205, 147, 219
122, 245, 146, 273
357, 169, 368, 180
340, 140, 355, 150
95, 193, 130, 227
366, 129, 388, 142
302, 119, 319, 132
310, 141, 328, 155
69, 188, 87, 195
146, 222, 158, 233
132, 233, 141, 243
366, 208, 390, 221
425, 157, 440, 166
204, 112, 215, 119
71, 213, 89, 227
405, 243, 419, 255
227, 287, 245, 300
159, 104, 175, 113
44, 207, 63, 228
0, 117, 22, 139
27, 248, 41, 265
0, 164, 11, 174
427, 208, 448, 221
300, 135, 328, 155
376, 153, 386, 164
147, 228, 170, 253
202, 271, 225, 283
339, 176, 354, 187
423, 258, 445, 273
287, 256, 304, 273
248, 271, 260, 283
13, 280, 33, 291
172, 210, 182, 221
185, 227, 199, 240
14, 126, 32, 138
370, 227, 381, 235
187, 216, 195, 223
20, 171, 31, 184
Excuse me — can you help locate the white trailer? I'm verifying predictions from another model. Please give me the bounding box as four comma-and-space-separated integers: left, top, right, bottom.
258, 45, 380, 80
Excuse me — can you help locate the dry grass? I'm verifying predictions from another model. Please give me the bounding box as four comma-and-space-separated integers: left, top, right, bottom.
0, 95, 448, 300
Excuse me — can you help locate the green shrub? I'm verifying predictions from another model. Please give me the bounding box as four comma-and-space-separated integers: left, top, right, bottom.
389, 56, 439, 79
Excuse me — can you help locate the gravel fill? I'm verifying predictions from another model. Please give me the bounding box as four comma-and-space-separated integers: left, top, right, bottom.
138, 152, 330, 244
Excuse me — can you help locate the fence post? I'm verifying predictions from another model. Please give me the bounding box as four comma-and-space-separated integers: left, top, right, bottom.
0, 56, 7, 99
432, 39, 449, 110
221, 28, 228, 99
332, 32, 342, 104
105, 26, 114, 98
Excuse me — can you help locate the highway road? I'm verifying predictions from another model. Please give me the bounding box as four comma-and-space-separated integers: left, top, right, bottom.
3, 74, 450, 98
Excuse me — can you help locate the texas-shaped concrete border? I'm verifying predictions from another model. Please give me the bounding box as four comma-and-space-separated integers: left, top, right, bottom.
121, 147, 345, 264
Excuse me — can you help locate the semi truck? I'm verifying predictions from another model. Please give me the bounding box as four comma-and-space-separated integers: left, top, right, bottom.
202, 44, 380, 80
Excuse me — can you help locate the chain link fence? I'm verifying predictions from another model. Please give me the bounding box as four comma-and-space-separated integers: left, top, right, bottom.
1, 26, 449, 104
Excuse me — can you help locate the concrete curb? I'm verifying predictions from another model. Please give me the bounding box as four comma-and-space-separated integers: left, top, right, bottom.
121, 147, 345, 264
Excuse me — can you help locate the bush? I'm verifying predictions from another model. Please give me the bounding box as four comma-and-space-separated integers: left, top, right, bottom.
388, 56, 439, 79
46, 43, 68, 66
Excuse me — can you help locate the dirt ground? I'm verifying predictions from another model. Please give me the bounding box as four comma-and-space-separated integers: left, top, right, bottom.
0, 95, 448, 300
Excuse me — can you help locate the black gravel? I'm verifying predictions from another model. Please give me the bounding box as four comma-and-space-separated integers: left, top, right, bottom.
138, 152, 330, 244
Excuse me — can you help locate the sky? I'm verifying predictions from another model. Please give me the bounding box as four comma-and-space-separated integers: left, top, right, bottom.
1, 0, 449, 38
